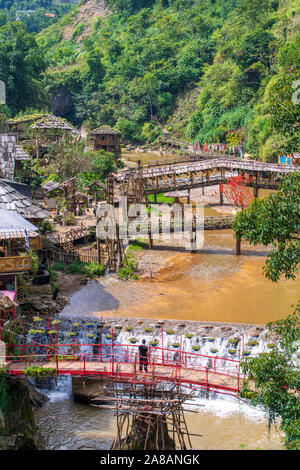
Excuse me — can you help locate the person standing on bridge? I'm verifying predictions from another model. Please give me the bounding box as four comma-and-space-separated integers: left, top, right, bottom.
138, 339, 148, 373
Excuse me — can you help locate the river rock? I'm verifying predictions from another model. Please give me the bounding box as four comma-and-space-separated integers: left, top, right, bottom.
20, 294, 69, 315
0, 374, 40, 450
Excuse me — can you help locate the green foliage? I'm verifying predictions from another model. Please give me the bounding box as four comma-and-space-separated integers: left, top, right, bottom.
147, 193, 175, 204
0, 370, 9, 427
240, 305, 300, 450
24, 366, 56, 377
53, 260, 105, 277
0, 21, 46, 113
118, 257, 138, 280
232, 173, 300, 282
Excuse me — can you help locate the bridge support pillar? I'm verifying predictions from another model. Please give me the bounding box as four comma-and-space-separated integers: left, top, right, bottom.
235, 238, 241, 256
219, 184, 224, 205
72, 377, 109, 405
187, 189, 191, 204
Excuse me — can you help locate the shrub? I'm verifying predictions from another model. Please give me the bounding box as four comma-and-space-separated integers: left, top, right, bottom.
24, 366, 56, 377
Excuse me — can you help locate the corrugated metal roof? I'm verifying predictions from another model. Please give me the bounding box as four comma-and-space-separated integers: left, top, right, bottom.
0, 209, 39, 239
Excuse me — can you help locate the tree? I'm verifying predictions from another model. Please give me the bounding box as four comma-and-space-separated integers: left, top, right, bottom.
0, 21, 46, 113
232, 173, 300, 282
222, 174, 253, 209
240, 304, 300, 450
266, 69, 300, 153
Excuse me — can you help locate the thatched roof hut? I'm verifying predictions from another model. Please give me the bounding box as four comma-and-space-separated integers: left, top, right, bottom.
90, 126, 120, 154
90, 125, 120, 136
31, 115, 74, 132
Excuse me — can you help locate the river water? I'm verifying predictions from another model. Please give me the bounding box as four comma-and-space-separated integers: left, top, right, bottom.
35, 151, 296, 450
35, 380, 283, 450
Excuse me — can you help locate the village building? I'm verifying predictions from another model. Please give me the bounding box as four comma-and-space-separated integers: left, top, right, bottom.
0, 209, 41, 301
6, 113, 48, 141
86, 180, 107, 202
0, 181, 49, 223
90, 125, 121, 155
0, 134, 30, 181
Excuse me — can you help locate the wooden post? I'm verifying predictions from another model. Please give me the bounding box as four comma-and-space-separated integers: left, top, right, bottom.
236, 237, 241, 256
97, 238, 101, 264
219, 183, 223, 205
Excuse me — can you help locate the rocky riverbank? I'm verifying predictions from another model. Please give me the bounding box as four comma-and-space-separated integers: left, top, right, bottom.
0, 374, 48, 450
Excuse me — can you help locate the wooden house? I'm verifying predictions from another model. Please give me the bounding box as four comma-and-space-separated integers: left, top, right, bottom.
90, 125, 121, 155
86, 180, 107, 202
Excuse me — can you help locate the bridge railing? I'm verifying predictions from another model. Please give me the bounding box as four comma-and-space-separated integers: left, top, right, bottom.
5, 342, 243, 376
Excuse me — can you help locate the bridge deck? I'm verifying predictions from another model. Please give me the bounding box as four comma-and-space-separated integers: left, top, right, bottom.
5, 359, 243, 394
117, 158, 298, 181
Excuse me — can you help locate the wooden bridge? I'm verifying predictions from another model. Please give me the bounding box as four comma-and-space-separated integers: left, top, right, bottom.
116, 157, 299, 202
4, 342, 249, 397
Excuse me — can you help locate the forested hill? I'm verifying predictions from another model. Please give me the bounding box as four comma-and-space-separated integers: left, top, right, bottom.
0, 0, 299, 161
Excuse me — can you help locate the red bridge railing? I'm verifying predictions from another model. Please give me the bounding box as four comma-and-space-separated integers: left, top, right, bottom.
4, 342, 246, 395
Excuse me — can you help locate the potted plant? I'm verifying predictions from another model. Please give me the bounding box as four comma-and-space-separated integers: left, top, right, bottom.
192, 346, 200, 352
150, 341, 158, 347
87, 334, 95, 339
52, 320, 61, 326
228, 349, 236, 355
67, 332, 77, 337
125, 326, 133, 332
185, 333, 194, 339
166, 330, 174, 335
48, 330, 57, 336
243, 351, 251, 357
247, 340, 259, 347
129, 338, 137, 344
105, 334, 112, 340
33, 316, 43, 323
86, 323, 94, 328
210, 348, 218, 354
267, 343, 275, 349
172, 343, 180, 349
144, 328, 153, 333
73, 322, 80, 328
228, 338, 240, 346
207, 337, 216, 343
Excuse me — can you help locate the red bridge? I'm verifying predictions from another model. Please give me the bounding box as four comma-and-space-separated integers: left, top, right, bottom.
3, 342, 250, 397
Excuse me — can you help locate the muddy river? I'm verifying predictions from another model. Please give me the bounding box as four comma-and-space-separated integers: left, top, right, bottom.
35, 151, 297, 450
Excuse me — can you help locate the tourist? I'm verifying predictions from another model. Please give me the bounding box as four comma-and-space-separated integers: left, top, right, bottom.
88, 196, 93, 208
138, 339, 148, 373
76, 204, 80, 217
